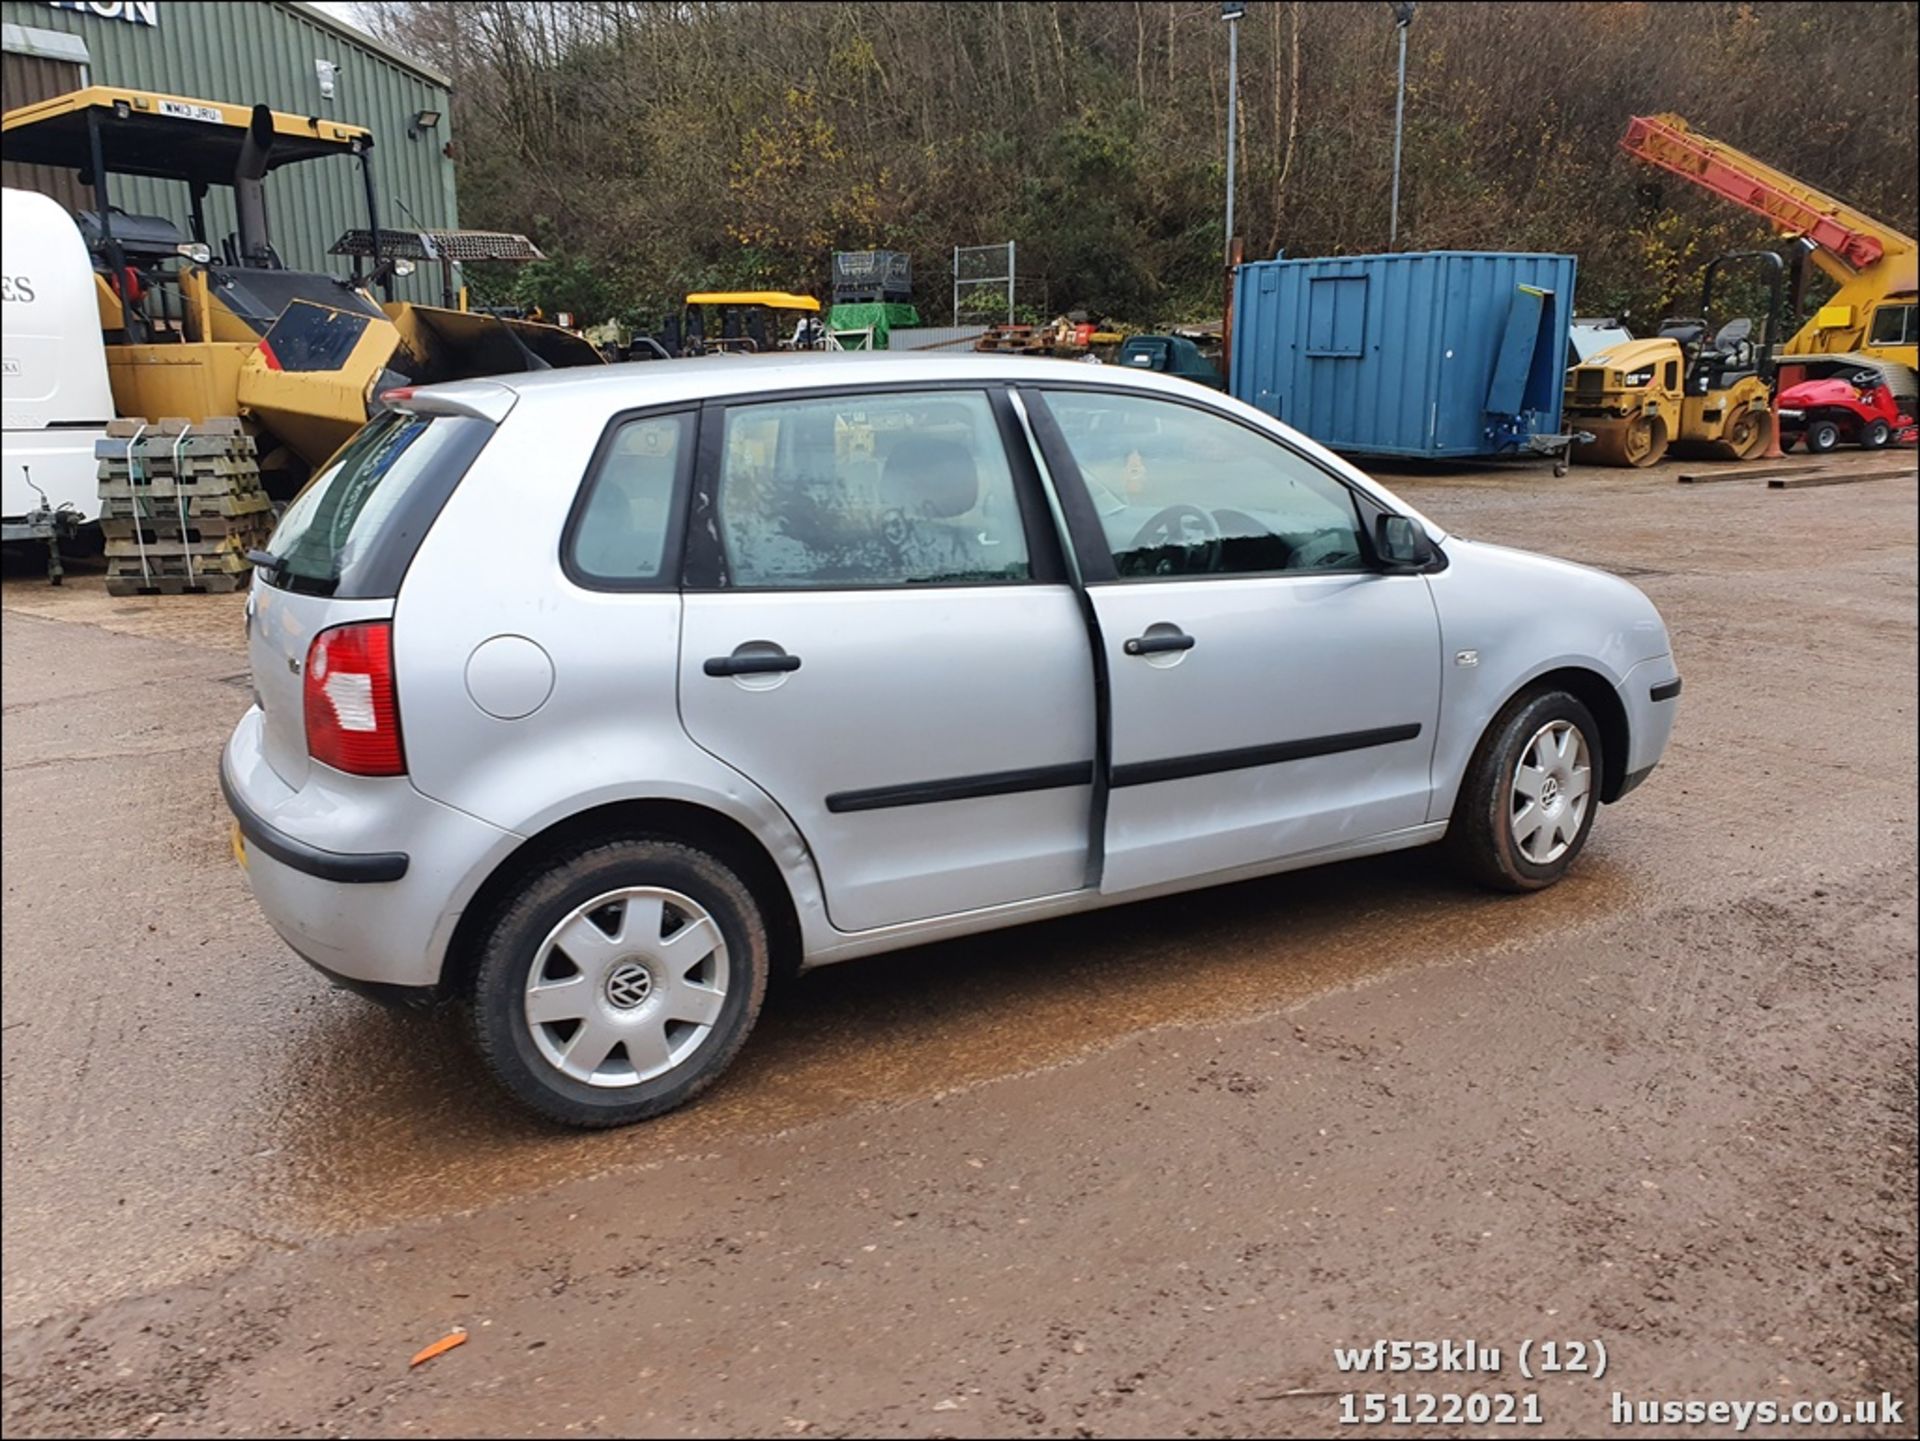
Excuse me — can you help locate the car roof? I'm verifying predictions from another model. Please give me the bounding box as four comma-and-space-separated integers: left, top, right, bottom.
415, 351, 1224, 416
401, 351, 1451, 545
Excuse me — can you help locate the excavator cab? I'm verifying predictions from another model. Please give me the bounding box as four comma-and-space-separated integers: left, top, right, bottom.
0, 86, 599, 494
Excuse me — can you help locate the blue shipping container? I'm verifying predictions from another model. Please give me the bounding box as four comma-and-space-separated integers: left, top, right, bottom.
1229, 250, 1578, 460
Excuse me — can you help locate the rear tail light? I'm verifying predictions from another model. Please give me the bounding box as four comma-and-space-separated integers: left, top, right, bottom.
304, 621, 406, 776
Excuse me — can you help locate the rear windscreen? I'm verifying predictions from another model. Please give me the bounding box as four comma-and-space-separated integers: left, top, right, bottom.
264, 409, 491, 597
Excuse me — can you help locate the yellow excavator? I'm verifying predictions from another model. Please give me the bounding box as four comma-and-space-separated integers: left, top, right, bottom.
1566, 250, 1786, 466
0, 86, 601, 496
1620, 114, 1915, 372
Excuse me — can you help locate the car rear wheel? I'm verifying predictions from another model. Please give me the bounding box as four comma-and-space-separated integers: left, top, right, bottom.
469, 838, 769, 1127
1862, 419, 1891, 449
1805, 418, 1841, 453
1446, 688, 1602, 893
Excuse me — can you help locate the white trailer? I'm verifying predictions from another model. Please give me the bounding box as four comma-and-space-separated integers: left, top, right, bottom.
3, 187, 114, 539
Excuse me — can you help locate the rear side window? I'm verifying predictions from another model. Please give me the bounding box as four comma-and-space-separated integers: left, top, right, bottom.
566, 413, 693, 584
265, 409, 491, 597
713, 390, 1031, 587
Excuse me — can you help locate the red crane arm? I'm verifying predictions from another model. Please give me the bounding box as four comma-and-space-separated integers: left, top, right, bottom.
1621, 115, 1885, 272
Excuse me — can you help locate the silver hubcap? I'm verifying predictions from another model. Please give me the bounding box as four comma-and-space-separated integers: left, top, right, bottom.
524, 886, 729, 1088
1511, 719, 1592, 866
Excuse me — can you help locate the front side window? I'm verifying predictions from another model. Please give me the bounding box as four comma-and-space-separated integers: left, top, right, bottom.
1039, 390, 1367, 577
715, 390, 1030, 587
569, 413, 692, 583
1868, 303, 1914, 348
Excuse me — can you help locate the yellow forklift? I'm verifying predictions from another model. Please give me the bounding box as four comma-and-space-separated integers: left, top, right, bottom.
1565, 250, 1786, 467
0, 86, 600, 495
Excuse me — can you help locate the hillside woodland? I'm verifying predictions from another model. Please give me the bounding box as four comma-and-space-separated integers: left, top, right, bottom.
366, 1, 1920, 330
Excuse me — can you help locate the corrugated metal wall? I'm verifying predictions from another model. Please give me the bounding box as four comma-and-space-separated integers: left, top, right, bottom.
0, 47, 88, 208
1, 0, 455, 304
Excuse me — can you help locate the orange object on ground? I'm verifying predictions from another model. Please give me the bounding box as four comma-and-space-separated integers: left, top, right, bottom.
409, 1329, 468, 1367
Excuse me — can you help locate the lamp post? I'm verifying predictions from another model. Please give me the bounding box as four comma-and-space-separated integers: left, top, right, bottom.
1389, 1, 1415, 248
1221, 1, 1246, 385
1222, 1, 1245, 269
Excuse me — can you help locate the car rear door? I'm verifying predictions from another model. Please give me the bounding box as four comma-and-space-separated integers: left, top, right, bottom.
1024, 385, 1443, 896
675, 385, 1097, 934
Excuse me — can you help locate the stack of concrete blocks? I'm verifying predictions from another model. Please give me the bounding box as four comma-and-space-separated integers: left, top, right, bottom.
97, 418, 271, 596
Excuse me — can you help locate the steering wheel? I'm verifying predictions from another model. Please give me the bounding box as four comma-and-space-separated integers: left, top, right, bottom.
1127, 504, 1222, 575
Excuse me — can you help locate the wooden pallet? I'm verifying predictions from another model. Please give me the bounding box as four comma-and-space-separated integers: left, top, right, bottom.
106, 531, 267, 559
106, 572, 249, 596
98, 493, 272, 523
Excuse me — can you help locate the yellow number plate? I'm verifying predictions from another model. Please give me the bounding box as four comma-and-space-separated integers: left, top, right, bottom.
230, 820, 248, 870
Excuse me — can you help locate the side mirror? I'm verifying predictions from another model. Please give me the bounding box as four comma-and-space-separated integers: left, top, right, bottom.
1375, 514, 1429, 570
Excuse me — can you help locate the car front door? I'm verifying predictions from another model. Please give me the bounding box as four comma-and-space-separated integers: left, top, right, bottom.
676, 386, 1097, 933
1025, 386, 1444, 896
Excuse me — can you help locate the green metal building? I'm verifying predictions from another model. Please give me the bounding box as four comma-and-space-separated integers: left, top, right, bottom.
1, 0, 456, 304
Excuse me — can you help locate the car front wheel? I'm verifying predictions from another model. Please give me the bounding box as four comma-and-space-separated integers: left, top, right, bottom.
1447, 688, 1603, 892
469, 838, 769, 1127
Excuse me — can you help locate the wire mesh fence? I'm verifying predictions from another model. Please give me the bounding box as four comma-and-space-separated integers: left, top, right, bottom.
953, 241, 1016, 325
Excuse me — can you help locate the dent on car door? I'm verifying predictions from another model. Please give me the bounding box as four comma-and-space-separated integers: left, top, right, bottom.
675, 386, 1099, 934
1023, 386, 1444, 895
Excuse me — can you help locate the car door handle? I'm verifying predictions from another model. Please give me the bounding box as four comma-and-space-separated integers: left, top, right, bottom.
1123, 630, 1195, 656
703, 651, 802, 677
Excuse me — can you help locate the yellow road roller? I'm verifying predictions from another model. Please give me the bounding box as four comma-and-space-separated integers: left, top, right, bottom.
1566, 250, 1785, 467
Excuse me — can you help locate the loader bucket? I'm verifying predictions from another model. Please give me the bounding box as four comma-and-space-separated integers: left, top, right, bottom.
383, 303, 606, 382
236, 298, 405, 469
234, 300, 605, 476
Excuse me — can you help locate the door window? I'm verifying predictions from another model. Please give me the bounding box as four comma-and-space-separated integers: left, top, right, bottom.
1039, 390, 1366, 577
714, 391, 1031, 587
567, 412, 692, 583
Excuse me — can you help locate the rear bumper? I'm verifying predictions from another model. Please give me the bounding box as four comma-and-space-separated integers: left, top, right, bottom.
221, 707, 518, 989
220, 763, 409, 882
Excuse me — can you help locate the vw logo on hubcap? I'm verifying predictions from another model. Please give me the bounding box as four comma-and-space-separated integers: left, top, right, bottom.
605, 961, 653, 1010
1540, 775, 1561, 808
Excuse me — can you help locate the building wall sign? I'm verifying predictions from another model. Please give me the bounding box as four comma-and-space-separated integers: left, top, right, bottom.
45, 1, 158, 27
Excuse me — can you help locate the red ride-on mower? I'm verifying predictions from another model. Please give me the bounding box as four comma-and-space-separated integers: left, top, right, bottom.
1777, 364, 1917, 454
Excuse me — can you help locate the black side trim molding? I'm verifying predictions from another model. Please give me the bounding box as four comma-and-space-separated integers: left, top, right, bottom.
1650, 677, 1683, 703
827, 761, 1094, 814
1112, 724, 1423, 789
219, 760, 411, 883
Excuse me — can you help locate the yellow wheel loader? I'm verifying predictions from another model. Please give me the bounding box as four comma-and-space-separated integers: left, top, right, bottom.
1565, 250, 1784, 467
0, 87, 600, 498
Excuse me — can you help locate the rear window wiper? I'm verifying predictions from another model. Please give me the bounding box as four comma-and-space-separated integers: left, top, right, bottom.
246, 548, 285, 576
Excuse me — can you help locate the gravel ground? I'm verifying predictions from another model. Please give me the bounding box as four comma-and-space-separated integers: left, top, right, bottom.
2, 452, 1914, 1438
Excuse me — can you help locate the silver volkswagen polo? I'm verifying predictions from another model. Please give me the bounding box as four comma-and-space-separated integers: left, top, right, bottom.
222, 354, 1680, 1126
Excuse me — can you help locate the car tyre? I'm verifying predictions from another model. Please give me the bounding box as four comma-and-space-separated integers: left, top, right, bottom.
1862, 418, 1891, 449
1805, 418, 1841, 453
469, 838, 769, 1127
1446, 688, 1603, 893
